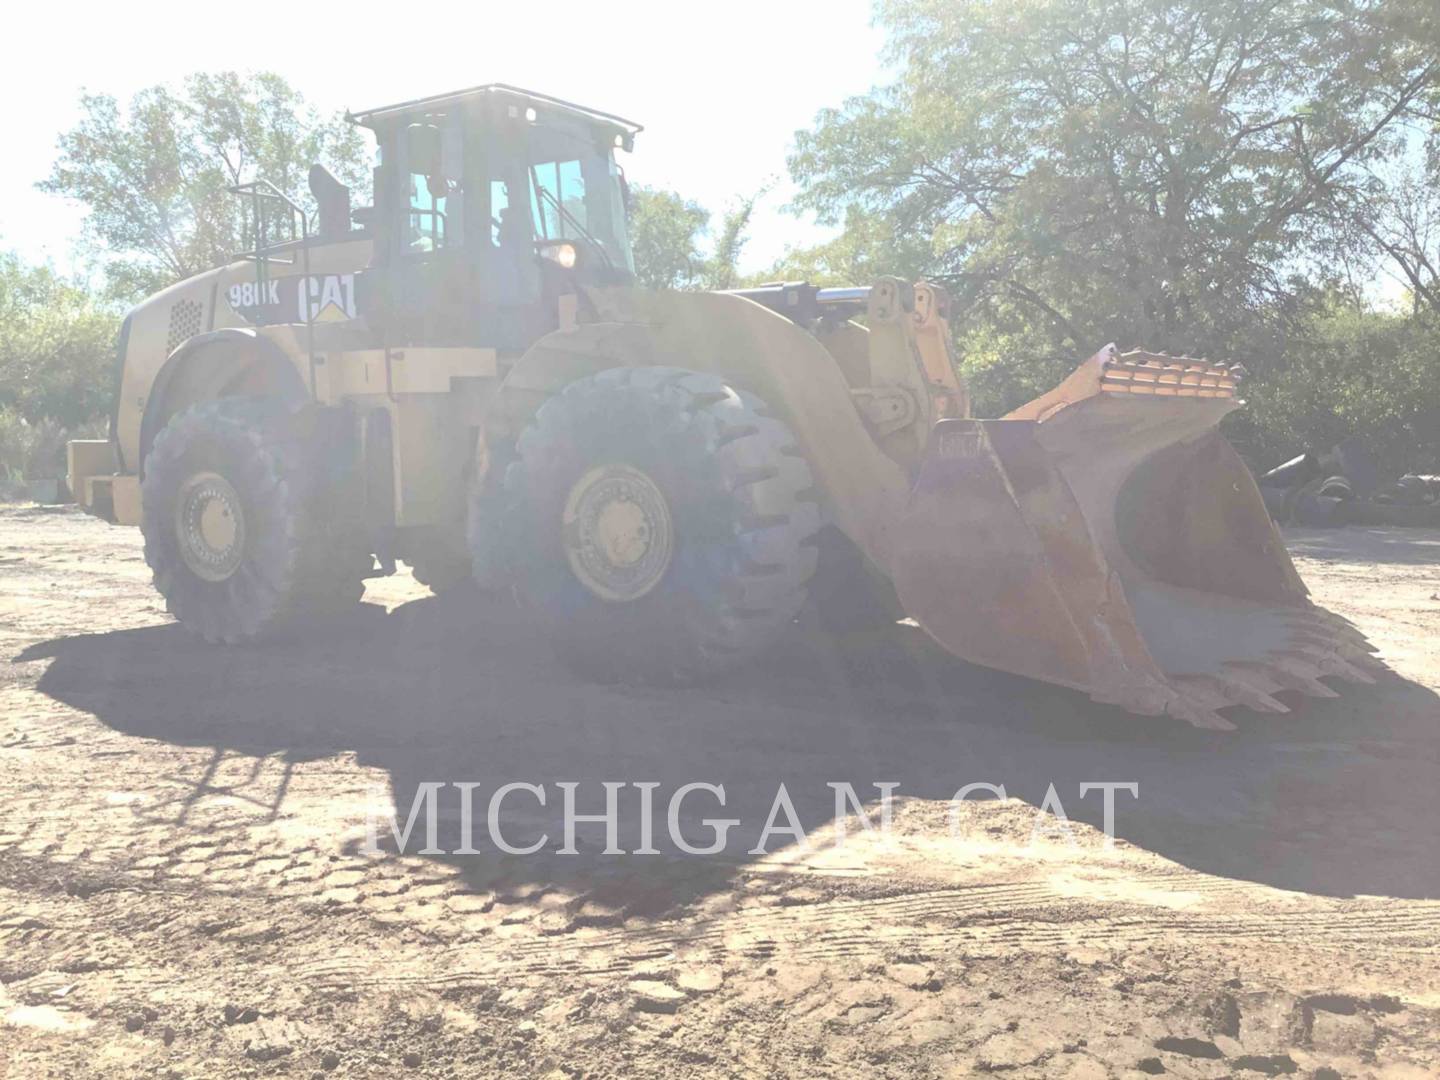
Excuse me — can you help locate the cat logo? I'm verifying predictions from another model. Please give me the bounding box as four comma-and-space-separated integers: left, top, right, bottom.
226, 273, 358, 326
300, 274, 357, 323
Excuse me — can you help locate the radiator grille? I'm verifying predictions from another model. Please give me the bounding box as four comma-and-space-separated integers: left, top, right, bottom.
166, 299, 204, 354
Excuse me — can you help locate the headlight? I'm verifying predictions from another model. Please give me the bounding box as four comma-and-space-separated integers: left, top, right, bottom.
538, 242, 578, 269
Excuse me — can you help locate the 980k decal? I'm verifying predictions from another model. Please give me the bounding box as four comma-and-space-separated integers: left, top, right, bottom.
226, 273, 357, 325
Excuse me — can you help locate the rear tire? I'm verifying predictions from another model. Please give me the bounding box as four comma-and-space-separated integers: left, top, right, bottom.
503, 366, 820, 682
140, 397, 366, 643
466, 442, 518, 592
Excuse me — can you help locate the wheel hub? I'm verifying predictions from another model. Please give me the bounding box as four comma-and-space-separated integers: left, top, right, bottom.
562, 464, 673, 601
175, 471, 246, 582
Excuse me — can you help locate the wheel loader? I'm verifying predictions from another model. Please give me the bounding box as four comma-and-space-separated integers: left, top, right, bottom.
66, 83, 1381, 729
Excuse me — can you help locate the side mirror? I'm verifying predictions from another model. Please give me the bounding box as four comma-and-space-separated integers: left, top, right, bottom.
351, 206, 376, 228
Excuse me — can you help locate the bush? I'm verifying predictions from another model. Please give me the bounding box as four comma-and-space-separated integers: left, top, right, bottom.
0, 251, 117, 499
0, 408, 105, 500
1231, 306, 1440, 477
0, 253, 119, 430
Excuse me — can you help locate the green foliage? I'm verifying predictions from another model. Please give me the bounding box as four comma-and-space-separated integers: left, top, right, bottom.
628, 186, 709, 290
18, 40, 1440, 484
41, 72, 370, 302
767, 205, 932, 286
701, 196, 759, 291
0, 250, 116, 494
790, 0, 1434, 357
1233, 302, 1440, 474
626, 186, 766, 292
784, 0, 1440, 466
0, 409, 106, 499
0, 252, 119, 428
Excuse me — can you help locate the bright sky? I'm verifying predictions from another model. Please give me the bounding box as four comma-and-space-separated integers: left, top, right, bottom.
0, 0, 887, 280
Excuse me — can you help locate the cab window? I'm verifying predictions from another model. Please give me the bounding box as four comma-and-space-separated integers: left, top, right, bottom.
529, 159, 588, 239
401, 115, 465, 254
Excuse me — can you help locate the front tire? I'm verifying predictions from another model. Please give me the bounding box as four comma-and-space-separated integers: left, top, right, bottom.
502, 366, 821, 683
141, 397, 365, 643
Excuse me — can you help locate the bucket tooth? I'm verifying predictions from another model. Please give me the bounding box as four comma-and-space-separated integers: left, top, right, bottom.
1326, 653, 1381, 685
1323, 625, 1376, 653
1258, 657, 1341, 698
1286, 675, 1340, 699
1290, 629, 1359, 654
1211, 667, 1291, 714
1337, 644, 1386, 672
1294, 610, 1373, 649
1087, 684, 1172, 717
1220, 663, 1286, 694
1170, 675, 1236, 713
1168, 702, 1236, 731
1291, 628, 1382, 668
1162, 688, 1237, 731
1305, 607, 1361, 631
1091, 673, 1252, 730
1179, 672, 1288, 715
1291, 644, 1380, 684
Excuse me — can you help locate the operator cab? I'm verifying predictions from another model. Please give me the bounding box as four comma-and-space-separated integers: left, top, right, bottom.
347, 84, 640, 349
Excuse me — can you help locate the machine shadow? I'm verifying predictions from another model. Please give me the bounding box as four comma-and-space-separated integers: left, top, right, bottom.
1285, 525, 1440, 567
20, 589, 1440, 911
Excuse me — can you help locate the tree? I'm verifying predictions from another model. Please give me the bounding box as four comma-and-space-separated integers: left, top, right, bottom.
766, 205, 932, 286
1236, 299, 1440, 474
789, 0, 1438, 399
41, 72, 370, 302
628, 185, 709, 290
0, 251, 118, 428
1357, 157, 1440, 315
626, 186, 766, 291
699, 196, 759, 290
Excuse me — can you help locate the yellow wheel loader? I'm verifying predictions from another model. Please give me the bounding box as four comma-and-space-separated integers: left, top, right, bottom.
67, 84, 1380, 728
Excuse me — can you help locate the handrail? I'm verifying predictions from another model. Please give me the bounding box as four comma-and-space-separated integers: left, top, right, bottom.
227, 180, 317, 396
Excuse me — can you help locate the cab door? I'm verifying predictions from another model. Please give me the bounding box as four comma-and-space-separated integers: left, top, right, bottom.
382, 110, 473, 344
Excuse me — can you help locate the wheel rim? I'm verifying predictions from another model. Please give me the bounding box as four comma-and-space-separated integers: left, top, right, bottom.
175, 471, 246, 582
562, 463, 674, 602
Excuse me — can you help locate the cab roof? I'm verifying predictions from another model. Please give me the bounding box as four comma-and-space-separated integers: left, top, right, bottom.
346, 83, 643, 136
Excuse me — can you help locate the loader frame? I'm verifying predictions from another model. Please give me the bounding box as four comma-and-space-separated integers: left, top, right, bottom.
66, 82, 1380, 728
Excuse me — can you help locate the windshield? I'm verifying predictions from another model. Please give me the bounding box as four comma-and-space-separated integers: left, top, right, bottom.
509, 127, 633, 273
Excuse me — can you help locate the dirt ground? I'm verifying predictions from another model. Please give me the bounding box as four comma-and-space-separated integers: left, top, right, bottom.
1, 504, 1438, 1079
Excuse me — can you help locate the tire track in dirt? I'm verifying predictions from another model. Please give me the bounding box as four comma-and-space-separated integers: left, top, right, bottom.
5, 507, 1440, 1078
274, 877, 1440, 993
